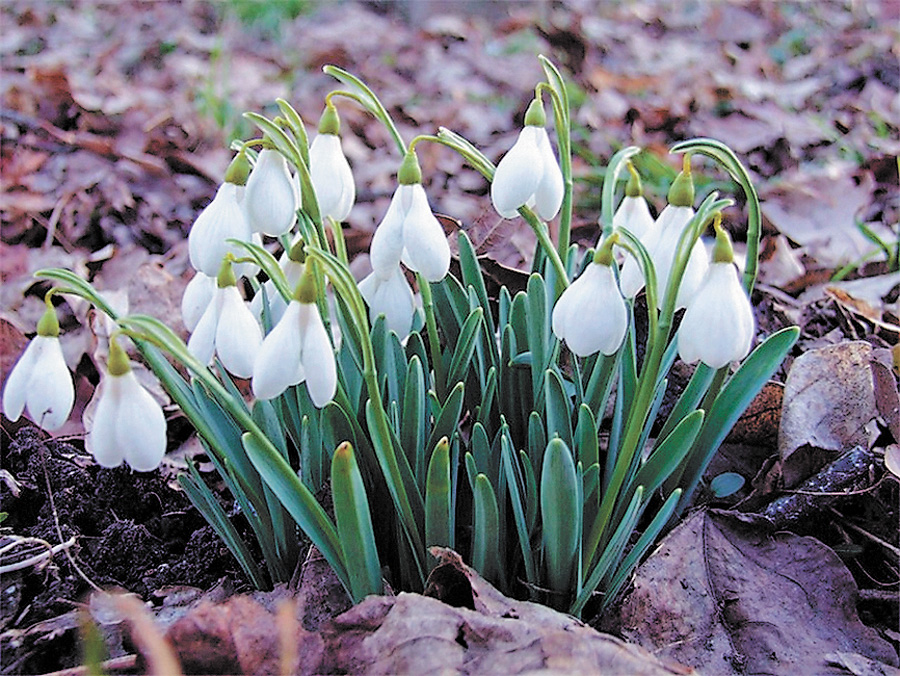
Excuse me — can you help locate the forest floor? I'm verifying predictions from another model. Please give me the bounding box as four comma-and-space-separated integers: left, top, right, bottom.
1, 1, 898, 674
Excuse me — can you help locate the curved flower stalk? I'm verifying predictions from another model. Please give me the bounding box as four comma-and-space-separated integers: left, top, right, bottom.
87, 336, 167, 471
182, 271, 216, 332
310, 102, 355, 222
490, 96, 564, 221
552, 234, 627, 357
2, 298, 74, 431
187, 259, 262, 378
252, 266, 337, 407
678, 220, 755, 368
358, 263, 416, 337
250, 238, 306, 324
243, 146, 298, 237
369, 150, 450, 283
188, 152, 256, 277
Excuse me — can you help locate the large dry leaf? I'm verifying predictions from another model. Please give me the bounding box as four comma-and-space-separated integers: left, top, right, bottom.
163, 550, 695, 676
612, 510, 898, 676
778, 341, 881, 487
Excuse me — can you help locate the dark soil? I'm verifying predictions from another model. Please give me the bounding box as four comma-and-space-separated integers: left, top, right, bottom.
0, 426, 248, 675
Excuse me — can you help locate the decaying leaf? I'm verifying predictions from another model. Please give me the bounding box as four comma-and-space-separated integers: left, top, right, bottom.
778, 341, 881, 487
161, 550, 695, 675
611, 510, 898, 676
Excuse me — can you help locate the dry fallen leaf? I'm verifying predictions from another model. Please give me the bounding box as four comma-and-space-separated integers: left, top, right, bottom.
778, 341, 881, 487
611, 510, 898, 676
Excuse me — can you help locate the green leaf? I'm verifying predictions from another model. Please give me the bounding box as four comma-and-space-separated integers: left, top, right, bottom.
332, 442, 383, 601
447, 307, 483, 387
675, 326, 799, 514
574, 405, 599, 469
527, 274, 549, 402
425, 381, 465, 464
471, 422, 492, 486
540, 438, 580, 595
501, 434, 537, 585
401, 355, 427, 487
710, 472, 745, 498
241, 432, 349, 591
544, 369, 573, 448
425, 438, 453, 552
472, 473, 501, 583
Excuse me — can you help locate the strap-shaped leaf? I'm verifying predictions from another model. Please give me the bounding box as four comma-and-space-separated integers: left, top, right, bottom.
501, 434, 538, 585
332, 442, 382, 602
540, 438, 580, 594
447, 307, 483, 387
574, 404, 599, 469
425, 438, 453, 551
425, 381, 465, 465
241, 432, 349, 592
401, 355, 427, 487
674, 326, 799, 514
544, 369, 573, 448
472, 473, 501, 583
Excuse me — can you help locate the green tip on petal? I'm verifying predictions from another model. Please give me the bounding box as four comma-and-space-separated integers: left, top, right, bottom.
625, 161, 643, 198
292, 263, 318, 304
398, 150, 422, 185
288, 238, 307, 263
667, 154, 694, 207
107, 336, 131, 377
216, 257, 237, 288
593, 231, 620, 266
524, 96, 546, 127
224, 150, 251, 186
712, 215, 734, 264
36, 301, 60, 338
318, 102, 341, 136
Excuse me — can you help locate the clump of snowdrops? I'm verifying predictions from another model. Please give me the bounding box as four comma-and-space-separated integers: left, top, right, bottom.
5, 58, 797, 615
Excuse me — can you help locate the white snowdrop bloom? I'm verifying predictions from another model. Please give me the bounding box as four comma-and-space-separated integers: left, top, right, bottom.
182, 272, 216, 333
649, 203, 709, 310
359, 264, 416, 337
188, 182, 254, 277
678, 224, 754, 369
552, 240, 628, 357
87, 342, 166, 472
3, 333, 74, 432
242, 148, 298, 237
490, 98, 564, 221
188, 276, 262, 378
310, 134, 355, 222
613, 195, 655, 242
252, 296, 337, 408
369, 152, 450, 283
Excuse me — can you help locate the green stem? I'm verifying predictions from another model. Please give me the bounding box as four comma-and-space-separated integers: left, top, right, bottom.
536, 81, 572, 264
521, 208, 570, 296
417, 274, 447, 402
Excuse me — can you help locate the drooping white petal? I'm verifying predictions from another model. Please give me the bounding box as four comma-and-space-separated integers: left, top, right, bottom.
678, 263, 754, 368
88, 377, 124, 468
2, 336, 43, 423
310, 134, 355, 222
187, 290, 222, 366
22, 336, 74, 431
182, 272, 216, 332
243, 149, 298, 236
359, 267, 416, 337
369, 186, 407, 274
400, 184, 450, 282
613, 196, 655, 241
214, 286, 262, 378
646, 204, 704, 309
552, 263, 627, 357
188, 183, 251, 276
533, 128, 564, 221
253, 301, 305, 400
298, 303, 337, 407
491, 126, 543, 219
115, 372, 167, 472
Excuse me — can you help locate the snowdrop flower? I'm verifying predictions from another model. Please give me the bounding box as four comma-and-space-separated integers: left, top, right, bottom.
359, 264, 416, 337
187, 259, 262, 378
253, 267, 337, 407
243, 147, 298, 237
616, 163, 658, 297
552, 234, 627, 357
3, 300, 74, 431
182, 272, 216, 333
251, 238, 306, 325
678, 220, 754, 369
188, 152, 254, 277
491, 97, 564, 221
87, 336, 166, 471
369, 150, 450, 283
310, 102, 355, 222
